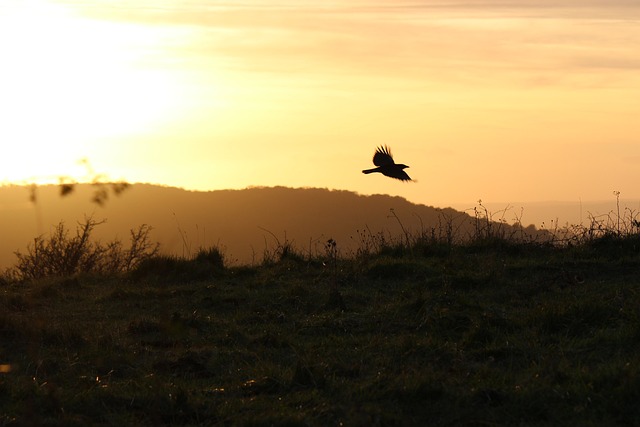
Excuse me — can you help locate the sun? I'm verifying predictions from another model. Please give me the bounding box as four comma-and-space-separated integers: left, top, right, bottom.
0, 0, 185, 184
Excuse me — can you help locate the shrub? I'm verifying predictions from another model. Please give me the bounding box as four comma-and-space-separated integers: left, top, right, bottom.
11, 217, 159, 281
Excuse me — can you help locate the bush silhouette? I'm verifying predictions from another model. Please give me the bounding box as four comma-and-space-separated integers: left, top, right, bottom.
12, 217, 158, 281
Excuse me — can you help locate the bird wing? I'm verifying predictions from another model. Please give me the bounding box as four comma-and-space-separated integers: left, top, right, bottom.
387, 167, 412, 181
372, 145, 395, 167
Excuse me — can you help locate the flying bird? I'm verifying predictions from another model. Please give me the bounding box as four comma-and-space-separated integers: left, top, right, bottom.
362, 145, 412, 181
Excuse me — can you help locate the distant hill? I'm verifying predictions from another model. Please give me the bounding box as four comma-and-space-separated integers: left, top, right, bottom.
0, 184, 542, 269
464, 199, 640, 230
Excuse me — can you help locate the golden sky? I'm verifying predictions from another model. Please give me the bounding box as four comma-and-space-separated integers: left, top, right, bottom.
1, 0, 639, 207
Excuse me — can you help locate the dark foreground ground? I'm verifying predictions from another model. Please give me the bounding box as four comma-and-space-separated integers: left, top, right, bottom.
1, 241, 640, 426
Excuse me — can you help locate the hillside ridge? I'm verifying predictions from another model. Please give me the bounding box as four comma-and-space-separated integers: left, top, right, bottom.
0, 184, 538, 268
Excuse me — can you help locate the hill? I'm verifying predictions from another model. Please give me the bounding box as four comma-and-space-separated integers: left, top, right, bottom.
0, 184, 542, 270
1, 233, 639, 425
2, 185, 639, 425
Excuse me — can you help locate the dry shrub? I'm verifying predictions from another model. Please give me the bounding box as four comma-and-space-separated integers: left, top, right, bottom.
11, 217, 159, 281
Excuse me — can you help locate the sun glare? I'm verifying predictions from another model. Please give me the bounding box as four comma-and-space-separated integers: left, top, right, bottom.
0, 0, 186, 184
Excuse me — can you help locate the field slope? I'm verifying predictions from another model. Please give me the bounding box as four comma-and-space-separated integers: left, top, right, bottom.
1, 240, 640, 426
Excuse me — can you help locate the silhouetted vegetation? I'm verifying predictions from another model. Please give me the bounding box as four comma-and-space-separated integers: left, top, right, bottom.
8, 217, 158, 281
27, 158, 130, 206
1, 198, 639, 425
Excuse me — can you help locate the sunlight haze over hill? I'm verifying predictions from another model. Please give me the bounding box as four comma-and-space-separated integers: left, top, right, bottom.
1, 0, 639, 207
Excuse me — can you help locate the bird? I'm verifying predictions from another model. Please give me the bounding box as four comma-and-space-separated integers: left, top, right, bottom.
362, 145, 412, 181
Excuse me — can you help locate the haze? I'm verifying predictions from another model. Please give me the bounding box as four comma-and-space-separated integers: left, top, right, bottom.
1, 0, 639, 207
0, 184, 548, 270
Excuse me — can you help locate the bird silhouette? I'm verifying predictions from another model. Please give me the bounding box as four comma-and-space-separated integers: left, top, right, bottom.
362, 145, 412, 181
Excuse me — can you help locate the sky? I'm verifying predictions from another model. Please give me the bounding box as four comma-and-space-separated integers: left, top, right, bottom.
1, 0, 639, 212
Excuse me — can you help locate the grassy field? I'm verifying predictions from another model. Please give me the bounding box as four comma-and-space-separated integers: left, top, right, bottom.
1, 233, 640, 426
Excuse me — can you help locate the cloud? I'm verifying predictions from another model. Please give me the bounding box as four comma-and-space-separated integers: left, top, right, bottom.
51, 0, 640, 90
54, 0, 640, 26
572, 56, 640, 71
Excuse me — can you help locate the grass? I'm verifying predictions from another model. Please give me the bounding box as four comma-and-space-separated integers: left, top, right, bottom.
1, 228, 640, 426
1, 195, 639, 426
